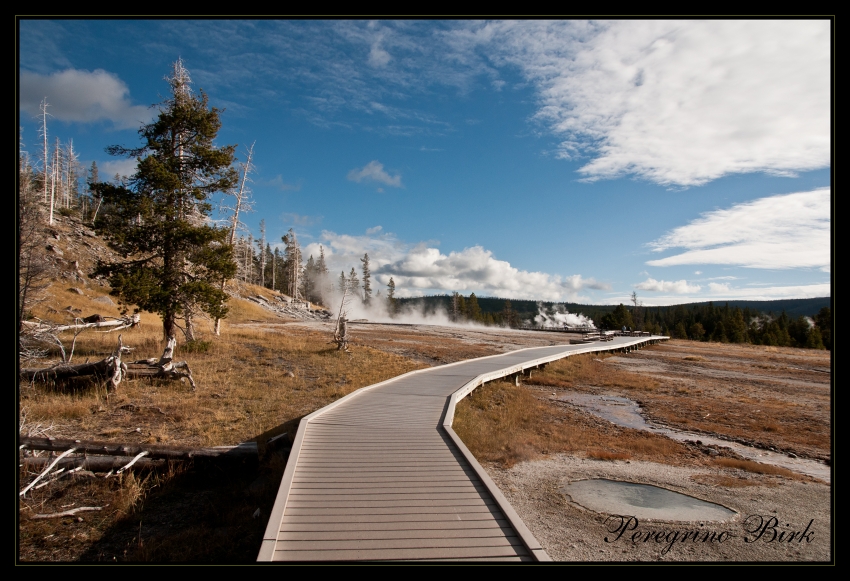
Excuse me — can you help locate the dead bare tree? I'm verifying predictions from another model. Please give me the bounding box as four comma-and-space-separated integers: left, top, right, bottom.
18, 151, 54, 365
214, 145, 255, 336
38, 98, 50, 207
332, 278, 352, 352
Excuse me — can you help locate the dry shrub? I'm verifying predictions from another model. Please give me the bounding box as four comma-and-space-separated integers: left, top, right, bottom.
587, 449, 631, 461
691, 474, 760, 488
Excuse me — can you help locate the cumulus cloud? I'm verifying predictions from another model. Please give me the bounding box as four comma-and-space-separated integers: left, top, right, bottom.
366, 225, 383, 234
19, 68, 151, 129
646, 188, 830, 269
304, 231, 604, 301
635, 278, 701, 293
347, 160, 403, 187
470, 20, 829, 186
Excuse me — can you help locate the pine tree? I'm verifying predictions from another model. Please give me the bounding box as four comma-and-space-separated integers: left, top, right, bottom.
316, 245, 331, 305
361, 253, 372, 306
272, 247, 280, 291
93, 59, 237, 340
348, 267, 360, 300
387, 277, 396, 315
281, 229, 303, 299
257, 219, 267, 287
450, 291, 460, 322
303, 255, 316, 302
467, 293, 481, 322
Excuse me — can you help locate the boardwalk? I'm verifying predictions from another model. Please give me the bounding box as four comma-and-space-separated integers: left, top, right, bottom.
259, 334, 666, 562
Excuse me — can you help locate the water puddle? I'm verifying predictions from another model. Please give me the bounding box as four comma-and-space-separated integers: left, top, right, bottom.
561, 478, 736, 521
557, 392, 830, 483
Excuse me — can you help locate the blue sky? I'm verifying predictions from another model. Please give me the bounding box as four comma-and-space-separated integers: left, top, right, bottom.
18, 19, 832, 305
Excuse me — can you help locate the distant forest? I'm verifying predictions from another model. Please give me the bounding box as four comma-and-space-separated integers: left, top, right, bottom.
396, 295, 832, 350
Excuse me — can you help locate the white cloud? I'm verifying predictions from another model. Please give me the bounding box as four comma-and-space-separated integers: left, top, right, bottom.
472, 20, 830, 186
282, 213, 321, 226
267, 175, 302, 191
708, 282, 731, 293
635, 278, 701, 293
19, 68, 151, 129
366, 225, 383, 234
99, 159, 138, 180
617, 282, 829, 306
304, 231, 605, 301
637, 283, 830, 306
368, 42, 392, 67
647, 188, 830, 269
347, 160, 403, 187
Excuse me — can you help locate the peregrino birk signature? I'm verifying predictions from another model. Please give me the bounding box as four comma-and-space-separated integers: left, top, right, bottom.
603, 515, 815, 555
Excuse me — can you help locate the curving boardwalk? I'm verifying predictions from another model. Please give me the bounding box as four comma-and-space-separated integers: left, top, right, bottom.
259, 334, 667, 562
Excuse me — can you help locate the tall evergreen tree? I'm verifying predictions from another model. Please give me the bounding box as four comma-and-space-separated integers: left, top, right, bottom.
281, 228, 303, 299
348, 267, 361, 299
361, 253, 372, 306
467, 293, 481, 322
387, 277, 396, 315
93, 59, 237, 340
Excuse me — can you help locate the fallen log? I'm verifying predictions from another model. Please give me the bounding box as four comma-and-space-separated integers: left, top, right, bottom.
21, 313, 140, 334
124, 336, 196, 389
30, 506, 104, 520
20, 335, 129, 391
21, 456, 167, 472
19, 436, 258, 462
20, 335, 196, 391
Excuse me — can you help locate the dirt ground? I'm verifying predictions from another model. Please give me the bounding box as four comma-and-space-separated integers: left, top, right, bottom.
19, 319, 832, 563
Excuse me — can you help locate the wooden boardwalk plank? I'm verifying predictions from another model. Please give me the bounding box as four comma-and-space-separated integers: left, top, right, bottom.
260, 335, 665, 562
272, 546, 527, 561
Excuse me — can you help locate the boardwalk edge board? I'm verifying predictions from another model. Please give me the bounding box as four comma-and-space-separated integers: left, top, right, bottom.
259, 335, 667, 562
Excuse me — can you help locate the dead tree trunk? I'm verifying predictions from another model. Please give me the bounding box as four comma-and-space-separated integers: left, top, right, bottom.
20, 334, 129, 391
21, 313, 140, 334
20, 335, 196, 391
332, 286, 351, 352
124, 336, 197, 390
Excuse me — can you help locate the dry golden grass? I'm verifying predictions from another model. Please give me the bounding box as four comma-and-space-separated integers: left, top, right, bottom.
453, 376, 690, 469
587, 449, 632, 461
524, 346, 831, 461
21, 316, 425, 449
525, 353, 659, 392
